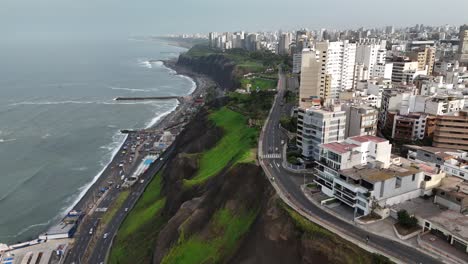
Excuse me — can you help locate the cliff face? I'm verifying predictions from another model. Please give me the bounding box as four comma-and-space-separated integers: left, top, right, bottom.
149, 104, 391, 264
177, 54, 238, 90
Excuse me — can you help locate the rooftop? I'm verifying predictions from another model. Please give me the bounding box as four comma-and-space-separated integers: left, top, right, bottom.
405, 145, 466, 159
321, 142, 358, 154
437, 176, 468, 199
348, 135, 387, 143
341, 163, 421, 183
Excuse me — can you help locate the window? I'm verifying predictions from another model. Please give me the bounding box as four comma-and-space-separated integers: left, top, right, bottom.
412, 174, 416, 181
395, 177, 402, 188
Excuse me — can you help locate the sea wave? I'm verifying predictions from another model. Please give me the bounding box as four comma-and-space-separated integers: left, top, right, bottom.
138, 59, 153, 69
0, 138, 16, 143
145, 102, 179, 129
109, 86, 149, 92
61, 132, 128, 217
178, 75, 197, 94
0, 164, 46, 204
71, 166, 89, 172
0, 220, 52, 240
9, 100, 160, 106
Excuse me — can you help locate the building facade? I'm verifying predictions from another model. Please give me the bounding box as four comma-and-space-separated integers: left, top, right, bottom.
433, 111, 468, 151
297, 105, 346, 160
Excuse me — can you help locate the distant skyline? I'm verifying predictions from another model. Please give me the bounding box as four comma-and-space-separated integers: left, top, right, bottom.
1, 0, 468, 38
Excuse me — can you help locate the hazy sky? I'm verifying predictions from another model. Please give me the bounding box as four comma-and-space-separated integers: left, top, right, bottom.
1, 0, 468, 37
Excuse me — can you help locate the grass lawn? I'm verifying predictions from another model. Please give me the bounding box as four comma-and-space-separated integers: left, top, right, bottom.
161, 207, 258, 264
183, 107, 257, 188
100, 190, 130, 228
241, 77, 277, 91
109, 172, 166, 264
281, 202, 393, 264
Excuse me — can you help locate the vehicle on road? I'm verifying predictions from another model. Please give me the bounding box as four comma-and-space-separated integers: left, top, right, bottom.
103, 233, 108, 239
116, 184, 120, 189
124, 207, 129, 212
281, 140, 285, 145
271, 177, 275, 181
89, 228, 93, 235
140, 179, 144, 184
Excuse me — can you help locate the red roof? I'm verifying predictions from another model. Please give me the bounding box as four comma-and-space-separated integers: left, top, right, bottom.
349, 135, 387, 143
321, 142, 359, 154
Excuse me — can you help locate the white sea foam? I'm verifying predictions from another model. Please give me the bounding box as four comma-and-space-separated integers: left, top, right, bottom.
145, 102, 179, 129
109, 86, 148, 92
61, 132, 128, 217
9, 100, 159, 106
71, 166, 89, 172
14, 220, 52, 237
138, 59, 153, 69
178, 74, 197, 94
41, 133, 51, 139
0, 138, 16, 143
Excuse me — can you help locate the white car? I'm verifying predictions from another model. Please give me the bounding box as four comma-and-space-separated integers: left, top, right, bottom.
103, 233, 108, 239
124, 208, 129, 212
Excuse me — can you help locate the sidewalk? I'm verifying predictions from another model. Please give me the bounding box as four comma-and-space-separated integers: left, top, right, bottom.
301, 185, 455, 264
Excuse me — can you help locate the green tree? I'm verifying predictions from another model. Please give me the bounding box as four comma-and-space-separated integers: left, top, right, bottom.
397, 210, 418, 228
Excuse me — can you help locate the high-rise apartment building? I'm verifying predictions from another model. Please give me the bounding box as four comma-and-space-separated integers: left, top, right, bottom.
459, 25, 468, 64
278, 33, 291, 55
433, 111, 468, 151
408, 46, 436, 75
297, 104, 346, 160
299, 40, 357, 103
356, 39, 387, 79
343, 105, 378, 138
326, 41, 357, 97
299, 44, 329, 107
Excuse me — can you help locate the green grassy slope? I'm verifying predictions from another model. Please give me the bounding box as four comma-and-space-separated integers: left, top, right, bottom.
183, 107, 257, 187
109, 172, 166, 264
161, 207, 258, 264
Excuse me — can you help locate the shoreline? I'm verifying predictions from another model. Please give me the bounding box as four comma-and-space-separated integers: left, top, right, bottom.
66, 58, 208, 219
5, 49, 213, 246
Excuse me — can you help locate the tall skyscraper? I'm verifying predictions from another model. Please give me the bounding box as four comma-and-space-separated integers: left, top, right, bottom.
459, 25, 468, 64
277, 33, 291, 55
356, 39, 387, 80
299, 44, 329, 107
326, 40, 357, 97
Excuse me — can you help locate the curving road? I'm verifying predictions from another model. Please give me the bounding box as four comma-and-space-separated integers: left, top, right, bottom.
64, 146, 174, 264
258, 70, 443, 264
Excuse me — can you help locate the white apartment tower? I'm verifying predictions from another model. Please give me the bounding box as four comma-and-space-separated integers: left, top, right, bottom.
297, 104, 346, 160
356, 39, 387, 80
326, 41, 357, 98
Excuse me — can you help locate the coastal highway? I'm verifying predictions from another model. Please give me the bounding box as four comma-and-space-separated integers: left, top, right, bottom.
258, 71, 443, 264
87, 146, 174, 264
65, 146, 174, 264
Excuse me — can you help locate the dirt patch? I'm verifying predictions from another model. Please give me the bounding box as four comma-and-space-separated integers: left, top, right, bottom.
394, 223, 421, 236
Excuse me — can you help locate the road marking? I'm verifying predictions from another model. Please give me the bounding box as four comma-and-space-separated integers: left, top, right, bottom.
261, 153, 281, 159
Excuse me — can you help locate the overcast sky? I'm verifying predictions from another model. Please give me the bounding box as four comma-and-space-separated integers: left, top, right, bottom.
1, 0, 468, 37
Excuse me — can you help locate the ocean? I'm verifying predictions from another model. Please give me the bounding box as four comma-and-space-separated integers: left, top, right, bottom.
0, 35, 194, 244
